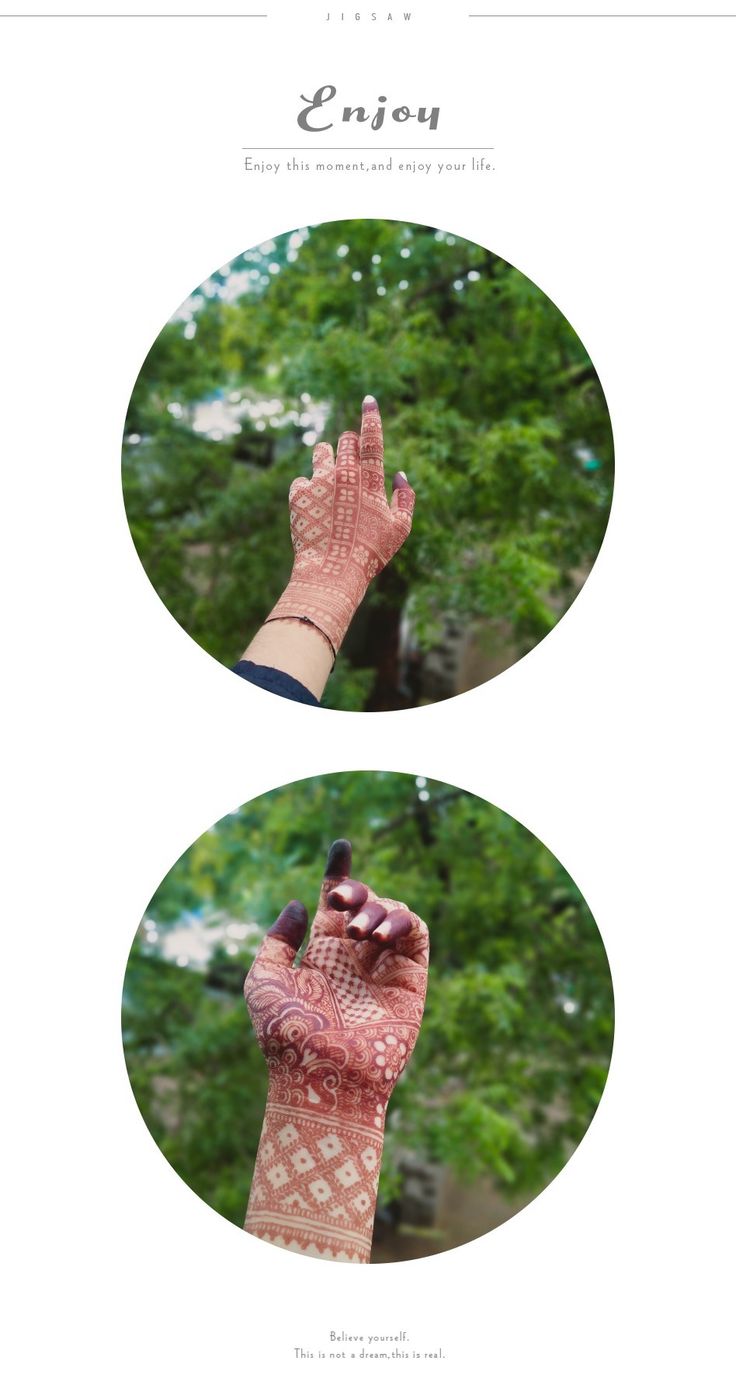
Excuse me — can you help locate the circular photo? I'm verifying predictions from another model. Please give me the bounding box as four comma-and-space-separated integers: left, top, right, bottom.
122, 771, 614, 1262
122, 220, 614, 711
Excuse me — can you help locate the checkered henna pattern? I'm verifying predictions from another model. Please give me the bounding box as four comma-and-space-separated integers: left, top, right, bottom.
264, 397, 416, 656
243, 841, 429, 1262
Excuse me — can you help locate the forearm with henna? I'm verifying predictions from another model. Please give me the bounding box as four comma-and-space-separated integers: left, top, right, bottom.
243, 840, 429, 1262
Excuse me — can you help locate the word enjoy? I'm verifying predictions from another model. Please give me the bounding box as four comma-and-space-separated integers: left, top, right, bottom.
298, 85, 440, 132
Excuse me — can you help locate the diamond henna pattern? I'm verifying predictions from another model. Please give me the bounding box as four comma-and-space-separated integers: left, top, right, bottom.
334, 1158, 361, 1188
245, 1103, 383, 1262
317, 1133, 343, 1159
291, 487, 333, 557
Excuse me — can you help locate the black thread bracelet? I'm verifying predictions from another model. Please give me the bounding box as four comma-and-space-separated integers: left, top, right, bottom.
262, 615, 337, 668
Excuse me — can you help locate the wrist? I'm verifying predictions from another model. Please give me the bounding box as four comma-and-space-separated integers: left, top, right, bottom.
262, 613, 337, 666
245, 1086, 386, 1263
242, 613, 335, 701
266, 570, 364, 655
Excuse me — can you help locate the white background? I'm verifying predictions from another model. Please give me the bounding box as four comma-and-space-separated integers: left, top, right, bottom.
2, 3, 734, 1385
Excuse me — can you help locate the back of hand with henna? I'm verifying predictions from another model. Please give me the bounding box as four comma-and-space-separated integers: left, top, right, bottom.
243, 839, 429, 1262
264, 396, 416, 658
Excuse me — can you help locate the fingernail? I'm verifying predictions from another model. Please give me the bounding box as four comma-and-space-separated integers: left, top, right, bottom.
362, 394, 378, 410
327, 885, 357, 907
350, 912, 370, 932
397, 470, 407, 481
373, 923, 391, 941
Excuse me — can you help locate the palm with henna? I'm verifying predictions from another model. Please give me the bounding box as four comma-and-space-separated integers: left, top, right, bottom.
243, 839, 429, 1262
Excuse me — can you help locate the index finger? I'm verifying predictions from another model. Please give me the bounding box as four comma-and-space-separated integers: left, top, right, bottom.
360, 395, 384, 479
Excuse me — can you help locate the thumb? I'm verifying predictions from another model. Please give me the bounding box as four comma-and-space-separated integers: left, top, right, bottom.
251, 900, 309, 969
390, 471, 416, 528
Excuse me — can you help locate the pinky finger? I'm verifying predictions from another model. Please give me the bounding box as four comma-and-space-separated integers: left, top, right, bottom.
390, 472, 416, 526
289, 476, 311, 504
312, 441, 335, 477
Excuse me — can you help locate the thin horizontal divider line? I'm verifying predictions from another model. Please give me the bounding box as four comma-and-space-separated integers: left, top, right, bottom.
242, 147, 495, 151
468, 12, 736, 16
4, 9, 734, 13
0, 13, 269, 17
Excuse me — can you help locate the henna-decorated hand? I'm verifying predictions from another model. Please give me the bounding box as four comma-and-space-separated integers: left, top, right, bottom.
264, 396, 416, 657
245, 837, 429, 1114
243, 839, 429, 1262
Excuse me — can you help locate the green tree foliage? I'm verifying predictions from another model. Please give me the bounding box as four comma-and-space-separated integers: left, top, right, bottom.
122, 221, 613, 710
122, 773, 614, 1236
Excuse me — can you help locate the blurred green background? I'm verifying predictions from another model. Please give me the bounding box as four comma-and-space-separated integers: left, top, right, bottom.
122, 220, 614, 711
122, 772, 614, 1260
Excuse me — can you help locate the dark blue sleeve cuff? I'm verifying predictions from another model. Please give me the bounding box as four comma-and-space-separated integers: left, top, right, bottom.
231, 659, 320, 707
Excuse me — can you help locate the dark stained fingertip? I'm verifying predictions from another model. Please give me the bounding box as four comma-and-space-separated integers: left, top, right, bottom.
327, 880, 369, 911
346, 903, 388, 939
372, 909, 413, 944
268, 900, 309, 949
392, 471, 411, 490
362, 394, 379, 412
324, 838, 352, 880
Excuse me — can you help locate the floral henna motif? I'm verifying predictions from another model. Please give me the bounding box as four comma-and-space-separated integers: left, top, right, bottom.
264, 397, 416, 654
243, 841, 429, 1262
